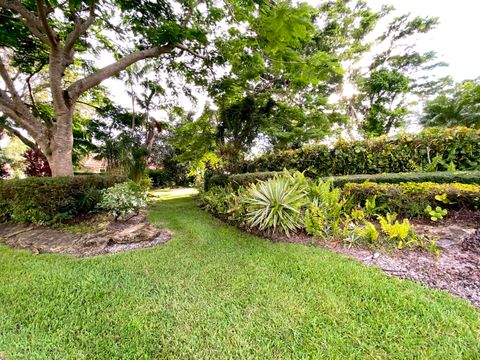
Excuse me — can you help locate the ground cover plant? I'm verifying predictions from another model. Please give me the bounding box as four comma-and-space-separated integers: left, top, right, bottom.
199, 171, 445, 252
0, 189, 479, 359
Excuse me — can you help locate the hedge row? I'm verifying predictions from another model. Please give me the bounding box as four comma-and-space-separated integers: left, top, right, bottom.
0, 175, 125, 224
206, 170, 480, 190
237, 127, 480, 176
344, 182, 480, 216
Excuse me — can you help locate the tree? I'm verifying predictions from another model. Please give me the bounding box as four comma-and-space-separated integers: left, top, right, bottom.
421, 78, 480, 129
0, 0, 214, 176
317, 1, 446, 137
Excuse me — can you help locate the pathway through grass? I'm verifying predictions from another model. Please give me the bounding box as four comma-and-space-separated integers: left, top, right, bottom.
0, 189, 479, 359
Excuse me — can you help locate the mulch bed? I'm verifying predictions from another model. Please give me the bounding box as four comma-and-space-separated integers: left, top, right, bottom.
0, 213, 171, 257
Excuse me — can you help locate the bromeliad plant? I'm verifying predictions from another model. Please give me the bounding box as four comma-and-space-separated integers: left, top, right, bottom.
244, 176, 307, 236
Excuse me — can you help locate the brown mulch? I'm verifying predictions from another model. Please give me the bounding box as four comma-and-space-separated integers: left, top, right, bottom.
0, 213, 171, 257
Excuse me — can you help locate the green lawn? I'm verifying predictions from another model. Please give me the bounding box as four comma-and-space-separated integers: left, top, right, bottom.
0, 189, 479, 359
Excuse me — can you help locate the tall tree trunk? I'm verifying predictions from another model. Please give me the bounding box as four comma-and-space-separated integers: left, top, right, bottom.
43, 109, 74, 177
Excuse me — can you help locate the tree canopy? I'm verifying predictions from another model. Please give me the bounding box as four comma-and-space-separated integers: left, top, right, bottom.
421, 78, 480, 129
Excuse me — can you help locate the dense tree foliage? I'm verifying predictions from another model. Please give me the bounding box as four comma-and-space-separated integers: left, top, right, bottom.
421, 78, 480, 129
0, 0, 471, 181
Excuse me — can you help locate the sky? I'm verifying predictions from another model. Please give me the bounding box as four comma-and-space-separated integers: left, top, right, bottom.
365, 0, 480, 81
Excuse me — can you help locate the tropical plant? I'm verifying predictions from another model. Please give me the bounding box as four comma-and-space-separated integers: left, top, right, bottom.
421, 78, 480, 129
424, 205, 448, 222
244, 177, 306, 236
354, 221, 379, 244
99, 181, 147, 221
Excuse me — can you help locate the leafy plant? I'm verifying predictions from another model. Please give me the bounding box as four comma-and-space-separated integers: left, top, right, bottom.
99, 181, 147, 221
378, 213, 412, 248
434, 193, 450, 204
424, 205, 448, 221
244, 176, 306, 236
354, 221, 379, 244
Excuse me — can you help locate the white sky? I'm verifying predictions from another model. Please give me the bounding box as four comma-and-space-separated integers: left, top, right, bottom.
366, 0, 480, 81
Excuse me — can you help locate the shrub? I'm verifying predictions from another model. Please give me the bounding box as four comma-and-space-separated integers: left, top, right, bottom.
238, 127, 480, 176
0, 175, 125, 224
344, 181, 480, 216
23, 149, 51, 177
305, 180, 345, 240
99, 181, 147, 221
244, 176, 307, 236
207, 170, 480, 190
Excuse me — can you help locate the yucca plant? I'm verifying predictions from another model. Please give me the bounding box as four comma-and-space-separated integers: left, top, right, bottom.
244, 176, 306, 236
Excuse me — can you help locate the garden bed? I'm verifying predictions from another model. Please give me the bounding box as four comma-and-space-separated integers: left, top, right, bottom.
0, 212, 171, 257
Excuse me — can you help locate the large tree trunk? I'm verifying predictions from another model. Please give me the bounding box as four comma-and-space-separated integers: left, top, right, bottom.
43, 110, 75, 177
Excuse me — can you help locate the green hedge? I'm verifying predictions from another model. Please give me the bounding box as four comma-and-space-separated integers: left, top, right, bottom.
237, 127, 480, 176
0, 175, 125, 224
344, 182, 480, 216
207, 170, 480, 190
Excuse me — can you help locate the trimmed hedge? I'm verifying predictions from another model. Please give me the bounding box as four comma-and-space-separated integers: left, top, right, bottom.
0, 175, 125, 224
344, 182, 480, 216
207, 170, 480, 190
325, 171, 480, 187
238, 127, 480, 176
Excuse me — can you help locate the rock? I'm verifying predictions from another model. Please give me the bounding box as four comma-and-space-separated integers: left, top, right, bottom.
415, 224, 476, 249
436, 238, 457, 249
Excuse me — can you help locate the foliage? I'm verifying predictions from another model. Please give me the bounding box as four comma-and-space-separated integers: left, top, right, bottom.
23, 149, 51, 177
304, 180, 344, 240
422, 78, 480, 129
208, 170, 480, 191
347, 12, 445, 136
344, 181, 480, 217
1, 193, 479, 358
238, 127, 480, 177
0, 175, 125, 224
244, 176, 307, 236
99, 181, 147, 221
354, 221, 379, 244
425, 205, 448, 222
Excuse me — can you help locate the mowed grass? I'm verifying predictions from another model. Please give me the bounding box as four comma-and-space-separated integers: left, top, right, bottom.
0, 190, 479, 359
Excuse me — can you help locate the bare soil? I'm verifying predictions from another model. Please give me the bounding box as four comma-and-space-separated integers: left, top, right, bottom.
0, 212, 171, 257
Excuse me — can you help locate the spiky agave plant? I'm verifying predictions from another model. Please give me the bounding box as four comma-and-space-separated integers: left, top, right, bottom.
244, 176, 306, 236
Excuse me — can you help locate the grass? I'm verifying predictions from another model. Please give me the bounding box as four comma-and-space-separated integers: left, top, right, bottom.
0, 189, 479, 359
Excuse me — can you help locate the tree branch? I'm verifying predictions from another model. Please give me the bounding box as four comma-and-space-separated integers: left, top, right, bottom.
1, 121, 38, 150
0, 0, 50, 44
0, 54, 31, 113
0, 92, 46, 144
36, 0, 57, 45
67, 44, 175, 100
64, 2, 97, 54
175, 44, 208, 60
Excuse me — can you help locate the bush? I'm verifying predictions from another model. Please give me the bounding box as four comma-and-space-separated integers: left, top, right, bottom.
207, 170, 480, 190
0, 175, 125, 224
238, 127, 480, 176
343, 181, 480, 217
23, 149, 51, 177
99, 181, 147, 221
244, 176, 307, 236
